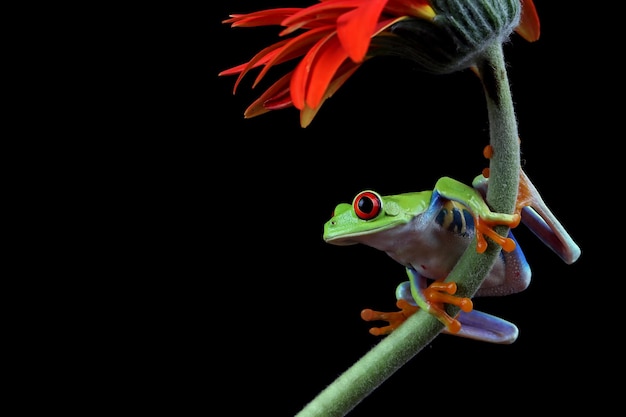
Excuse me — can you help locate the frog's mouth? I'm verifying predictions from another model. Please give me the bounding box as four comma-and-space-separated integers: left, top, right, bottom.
322, 234, 361, 246
323, 223, 401, 246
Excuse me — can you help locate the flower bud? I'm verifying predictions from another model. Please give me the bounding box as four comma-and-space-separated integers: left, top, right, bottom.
376, 0, 521, 74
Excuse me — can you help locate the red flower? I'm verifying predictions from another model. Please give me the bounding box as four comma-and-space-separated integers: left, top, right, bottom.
220, 0, 540, 127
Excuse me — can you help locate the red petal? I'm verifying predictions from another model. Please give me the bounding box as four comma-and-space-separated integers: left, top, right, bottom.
291, 16, 402, 111
299, 62, 360, 128
290, 32, 335, 110
221, 39, 289, 93
336, 0, 388, 62
263, 91, 294, 111
279, 13, 348, 36
223, 8, 303, 27
244, 72, 293, 118
385, 0, 435, 20
305, 34, 350, 109
516, 0, 540, 42
253, 25, 333, 88
282, 0, 363, 28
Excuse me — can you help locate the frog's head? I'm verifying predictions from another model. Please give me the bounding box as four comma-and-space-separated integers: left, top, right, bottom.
323, 190, 432, 245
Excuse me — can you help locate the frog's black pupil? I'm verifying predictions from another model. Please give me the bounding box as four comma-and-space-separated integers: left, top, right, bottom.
358, 197, 374, 214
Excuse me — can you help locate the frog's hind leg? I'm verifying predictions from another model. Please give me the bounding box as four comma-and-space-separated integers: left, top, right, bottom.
517, 170, 581, 264
404, 269, 473, 334
448, 310, 519, 344
475, 231, 531, 297
399, 279, 519, 344
477, 145, 581, 264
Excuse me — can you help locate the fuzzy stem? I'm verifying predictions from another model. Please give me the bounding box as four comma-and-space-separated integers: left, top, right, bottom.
296, 42, 519, 417
443, 43, 520, 302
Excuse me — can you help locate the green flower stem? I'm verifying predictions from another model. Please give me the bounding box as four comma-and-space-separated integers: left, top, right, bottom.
444, 42, 521, 300
296, 42, 520, 417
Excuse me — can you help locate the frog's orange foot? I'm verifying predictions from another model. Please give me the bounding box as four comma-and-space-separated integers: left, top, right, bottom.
515, 169, 540, 214
362, 282, 474, 336
479, 143, 527, 253
424, 281, 473, 334
361, 299, 418, 336
474, 214, 520, 253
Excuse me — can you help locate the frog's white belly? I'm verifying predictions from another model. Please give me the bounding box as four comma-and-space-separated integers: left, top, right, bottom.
377, 225, 478, 279
354, 217, 526, 296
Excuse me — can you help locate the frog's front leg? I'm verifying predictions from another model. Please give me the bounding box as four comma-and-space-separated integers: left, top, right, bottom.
514, 169, 581, 264
433, 177, 521, 253
477, 145, 581, 264
360, 299, 419, 336
473, 171, 581, 264
361, 268, 472, 335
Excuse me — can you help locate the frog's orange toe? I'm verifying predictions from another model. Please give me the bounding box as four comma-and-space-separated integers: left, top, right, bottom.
361, 301, 419, 336
421, 280, 473, 332
360, 309, 378, 321
475, 215, 519, 253
368, 326, 391, 336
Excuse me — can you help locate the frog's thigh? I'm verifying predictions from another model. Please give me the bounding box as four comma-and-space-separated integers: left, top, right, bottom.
452, 310, 519, 344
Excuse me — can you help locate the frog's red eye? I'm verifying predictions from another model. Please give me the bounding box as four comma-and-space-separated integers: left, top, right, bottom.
353, 191, 382, 220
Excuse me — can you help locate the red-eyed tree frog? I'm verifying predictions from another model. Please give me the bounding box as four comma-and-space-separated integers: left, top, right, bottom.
323, 169, 581, 344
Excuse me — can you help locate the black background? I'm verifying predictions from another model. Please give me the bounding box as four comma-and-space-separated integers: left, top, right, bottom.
198, 1, 605, 415
20, 2, 621, 414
